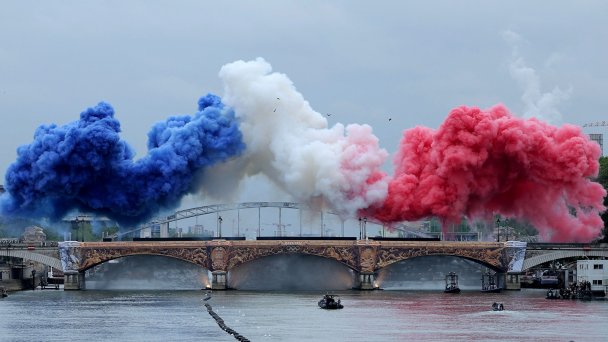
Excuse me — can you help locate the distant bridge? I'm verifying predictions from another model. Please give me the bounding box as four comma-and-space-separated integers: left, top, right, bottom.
113, 202, 366, 240
0, 246, 62, 270
522, 243, 608, 270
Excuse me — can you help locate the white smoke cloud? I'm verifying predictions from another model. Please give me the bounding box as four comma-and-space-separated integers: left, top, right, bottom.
503, 30, 571, 124
200, 58, 388, 217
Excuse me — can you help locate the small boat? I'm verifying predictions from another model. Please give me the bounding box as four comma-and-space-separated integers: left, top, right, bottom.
546, 288, 561, 299
492, 302, 505, 311
1, 287, 7, 298
444, 272, 461, 293
318, 294, 343, 310
481, 271, 502, 293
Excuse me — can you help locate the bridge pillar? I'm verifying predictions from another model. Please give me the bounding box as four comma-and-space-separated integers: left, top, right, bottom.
63, 271, 85, 290
211, 271, 227, 290
355, 272, 377, 290
504, 273, 522, 290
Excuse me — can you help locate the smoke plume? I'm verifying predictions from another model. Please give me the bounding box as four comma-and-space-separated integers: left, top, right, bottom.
503, 30, 571, 124
1, 94, 245, 226
202, 58, 389, 216
2, 58, 605, 242
371, 105, 605, 242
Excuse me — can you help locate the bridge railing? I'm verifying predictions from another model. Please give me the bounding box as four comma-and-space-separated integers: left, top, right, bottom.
0, 240, 59, 248
527, 243, 608, 249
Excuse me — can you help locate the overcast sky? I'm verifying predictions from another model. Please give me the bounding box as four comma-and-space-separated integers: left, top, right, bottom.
1, 0, 607, 216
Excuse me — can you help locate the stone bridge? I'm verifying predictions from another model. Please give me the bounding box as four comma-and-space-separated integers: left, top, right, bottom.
58, 240, 527, 290
8, 241, 608, 291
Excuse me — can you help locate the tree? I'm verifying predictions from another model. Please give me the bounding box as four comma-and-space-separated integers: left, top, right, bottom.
597, 157, 608, 242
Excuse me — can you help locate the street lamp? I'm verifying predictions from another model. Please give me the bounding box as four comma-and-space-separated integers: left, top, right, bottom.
218, 216, 223, 238
495, 217, 500, 242
363, 217, 368, 239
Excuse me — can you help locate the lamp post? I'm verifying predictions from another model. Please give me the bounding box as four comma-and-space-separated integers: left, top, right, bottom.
496, 218, 500, 242
358, 217, 362, 240
363, 217, 368, 239
217, 216, 223, 238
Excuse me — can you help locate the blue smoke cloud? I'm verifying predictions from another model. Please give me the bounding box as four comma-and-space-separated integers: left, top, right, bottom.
0, 94, 245, 226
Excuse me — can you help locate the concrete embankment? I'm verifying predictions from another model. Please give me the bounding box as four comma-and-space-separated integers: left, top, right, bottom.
0, 280, 28, 292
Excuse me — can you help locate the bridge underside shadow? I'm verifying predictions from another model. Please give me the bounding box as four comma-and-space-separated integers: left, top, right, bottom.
377, 255, 497, 290
85, 255, 210, 290
228, 254, 355, 291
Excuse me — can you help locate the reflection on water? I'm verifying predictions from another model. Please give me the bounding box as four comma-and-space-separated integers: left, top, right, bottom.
85, 255, 209, 290
31, 254, 604, 341
377, 256, 494, 290
83, 254, 497, 292
228, 254, 355, 290
1, 289, 607, 342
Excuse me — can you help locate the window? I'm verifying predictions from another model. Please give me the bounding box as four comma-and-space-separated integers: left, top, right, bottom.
594, 264, 604, 270
592, 280, 603, 285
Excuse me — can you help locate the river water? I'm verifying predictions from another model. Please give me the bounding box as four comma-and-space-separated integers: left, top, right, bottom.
1, 289, 607, 342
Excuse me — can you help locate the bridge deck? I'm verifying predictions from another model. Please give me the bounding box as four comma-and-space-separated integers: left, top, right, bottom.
81, 240, 505, 248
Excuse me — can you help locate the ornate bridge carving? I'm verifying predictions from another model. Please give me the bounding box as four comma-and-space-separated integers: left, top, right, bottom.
223, 241, 362, 271
61, 240, 522, 274
72, 242, 209, 271
375, 241, 507, 271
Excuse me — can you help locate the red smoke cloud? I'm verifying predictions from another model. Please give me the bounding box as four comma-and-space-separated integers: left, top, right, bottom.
372, 105, 606, 242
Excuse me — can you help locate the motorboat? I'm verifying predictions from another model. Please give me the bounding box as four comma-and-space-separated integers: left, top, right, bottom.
318, 294, 343, 310
492, 302, 505, 311
546, 288, 561, 299
444, 272, 461, 293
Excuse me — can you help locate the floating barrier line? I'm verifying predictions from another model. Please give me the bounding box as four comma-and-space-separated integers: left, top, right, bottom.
204, 302, 250, 342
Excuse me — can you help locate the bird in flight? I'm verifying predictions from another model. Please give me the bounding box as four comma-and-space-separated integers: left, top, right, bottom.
388, 117, 392, 121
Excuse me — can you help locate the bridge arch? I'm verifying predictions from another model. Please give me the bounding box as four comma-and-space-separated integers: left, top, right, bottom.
374, 243, 506, 272
523, 250, 608, 271
0, 249, 62, 270
227, 252, 356, 290
227, 249, 358, 272
376, 253, 502, 272
78, 247, 208, 272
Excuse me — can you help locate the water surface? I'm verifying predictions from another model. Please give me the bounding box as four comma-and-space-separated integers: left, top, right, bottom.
1, 289, 606, 341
